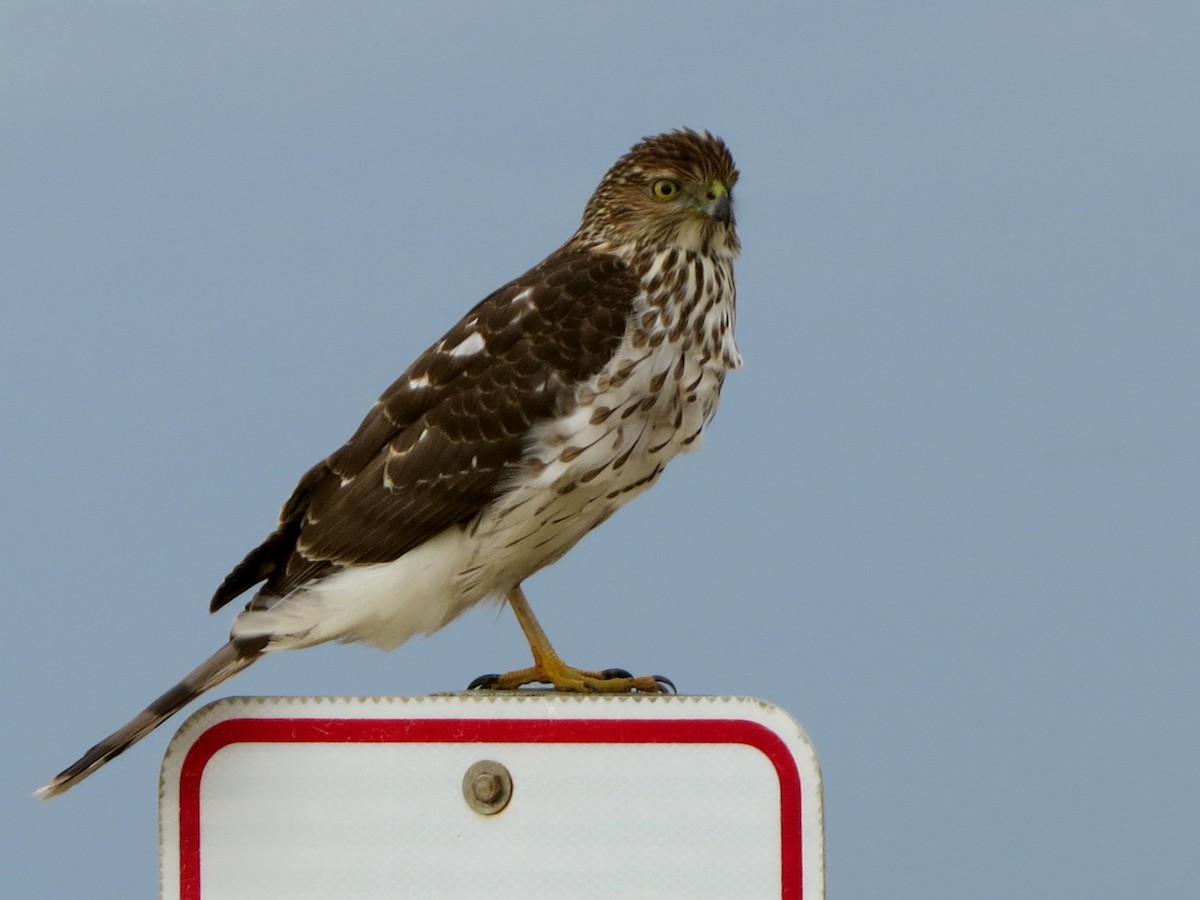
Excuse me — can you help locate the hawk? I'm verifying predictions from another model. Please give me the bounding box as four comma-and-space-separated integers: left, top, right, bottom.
38, 129, 740, 798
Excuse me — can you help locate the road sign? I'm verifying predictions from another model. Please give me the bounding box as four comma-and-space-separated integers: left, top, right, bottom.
160, 694, 824, 899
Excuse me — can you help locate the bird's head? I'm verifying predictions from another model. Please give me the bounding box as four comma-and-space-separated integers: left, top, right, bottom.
579, 129, 740, 258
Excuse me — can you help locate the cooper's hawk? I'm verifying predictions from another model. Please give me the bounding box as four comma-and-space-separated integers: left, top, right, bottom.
38, 129, 740, 798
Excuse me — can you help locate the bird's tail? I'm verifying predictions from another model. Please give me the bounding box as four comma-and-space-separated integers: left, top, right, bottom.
35, 635, 268, 799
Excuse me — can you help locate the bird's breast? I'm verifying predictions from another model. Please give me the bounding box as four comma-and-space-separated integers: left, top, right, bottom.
456, 249, 738, 592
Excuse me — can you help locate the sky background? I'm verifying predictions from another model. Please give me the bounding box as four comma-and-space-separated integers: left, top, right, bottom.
4, 3, 1198, 897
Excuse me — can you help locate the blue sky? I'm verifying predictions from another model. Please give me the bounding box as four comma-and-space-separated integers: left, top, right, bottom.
5, 3, 1198, 897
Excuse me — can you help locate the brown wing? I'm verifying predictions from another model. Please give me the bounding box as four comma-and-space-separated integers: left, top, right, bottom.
211, 248, 638, 612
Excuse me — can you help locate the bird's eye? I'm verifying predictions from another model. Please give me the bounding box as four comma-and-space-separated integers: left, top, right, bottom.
651, 178, 681, 201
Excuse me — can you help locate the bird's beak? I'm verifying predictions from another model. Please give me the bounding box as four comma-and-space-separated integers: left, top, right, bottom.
703, 180, 733, 225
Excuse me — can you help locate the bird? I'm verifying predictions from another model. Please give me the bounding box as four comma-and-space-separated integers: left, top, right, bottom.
37, 129, 741, 799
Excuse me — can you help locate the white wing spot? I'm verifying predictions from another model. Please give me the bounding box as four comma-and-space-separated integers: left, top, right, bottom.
408, 374, 431, 389
447, 332, 486, 357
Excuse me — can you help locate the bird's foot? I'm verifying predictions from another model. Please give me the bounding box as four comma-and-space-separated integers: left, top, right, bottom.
468, 664, 675, 694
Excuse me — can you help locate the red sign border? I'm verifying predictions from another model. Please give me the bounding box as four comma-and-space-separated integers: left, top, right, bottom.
176, 716, 804, 898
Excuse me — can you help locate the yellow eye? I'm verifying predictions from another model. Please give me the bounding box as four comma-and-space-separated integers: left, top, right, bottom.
651, 178, 681, 201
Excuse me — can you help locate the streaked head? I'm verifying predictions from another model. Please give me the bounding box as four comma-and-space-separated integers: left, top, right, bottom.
580, 129, 740, 257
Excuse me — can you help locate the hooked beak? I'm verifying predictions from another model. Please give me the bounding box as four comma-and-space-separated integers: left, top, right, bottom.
703, 180, 733, 225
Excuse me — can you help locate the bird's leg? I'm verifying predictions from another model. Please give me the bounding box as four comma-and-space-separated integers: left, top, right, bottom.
468, 585, 673, 693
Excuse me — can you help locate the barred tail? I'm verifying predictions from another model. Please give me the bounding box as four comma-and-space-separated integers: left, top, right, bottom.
35, 636, 268, 799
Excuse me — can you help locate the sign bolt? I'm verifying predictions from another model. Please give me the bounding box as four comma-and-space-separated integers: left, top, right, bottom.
463, 760, 513, 815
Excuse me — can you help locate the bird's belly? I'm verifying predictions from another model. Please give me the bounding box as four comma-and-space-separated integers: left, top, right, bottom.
457, 351, 724, 593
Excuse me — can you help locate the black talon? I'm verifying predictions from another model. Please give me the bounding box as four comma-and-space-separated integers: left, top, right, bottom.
468, 673, 501, 690
652, 675, 677, 693
599, 667, 634, 680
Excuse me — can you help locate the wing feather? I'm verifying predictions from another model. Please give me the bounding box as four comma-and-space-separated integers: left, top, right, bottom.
211, 248, 638, 611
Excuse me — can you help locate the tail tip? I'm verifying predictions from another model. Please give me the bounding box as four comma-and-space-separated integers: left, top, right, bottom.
33, 778, 66, 801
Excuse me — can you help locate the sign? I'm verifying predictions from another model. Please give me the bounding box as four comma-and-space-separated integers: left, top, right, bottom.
160, 694, 824, 899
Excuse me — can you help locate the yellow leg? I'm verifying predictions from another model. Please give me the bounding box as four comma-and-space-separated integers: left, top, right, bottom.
469, 585, 672, 693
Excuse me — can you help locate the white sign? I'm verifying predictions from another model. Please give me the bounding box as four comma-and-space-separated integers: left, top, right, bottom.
160, 694, 824, 899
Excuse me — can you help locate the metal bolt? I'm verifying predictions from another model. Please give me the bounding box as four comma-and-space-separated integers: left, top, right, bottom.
462, 760, 512, 815
472, 772, 501, 802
